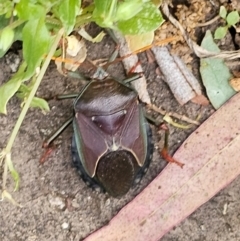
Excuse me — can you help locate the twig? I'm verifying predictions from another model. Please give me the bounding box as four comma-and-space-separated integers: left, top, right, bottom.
148, 104, 201, 126
196, 15, 220, 27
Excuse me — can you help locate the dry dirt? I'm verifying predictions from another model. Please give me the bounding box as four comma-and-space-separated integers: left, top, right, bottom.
1, 0, 240, 241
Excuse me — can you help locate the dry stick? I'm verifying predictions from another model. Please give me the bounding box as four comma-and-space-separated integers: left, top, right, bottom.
148, 104, 201, 126
161, 1, 240, 60
196, 15, 220, 27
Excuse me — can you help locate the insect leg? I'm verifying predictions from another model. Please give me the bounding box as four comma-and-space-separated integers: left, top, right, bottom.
43, 117, 73, 148
159, 123, 184, 168
145, 114, 184, 168
40, 117, 73, 164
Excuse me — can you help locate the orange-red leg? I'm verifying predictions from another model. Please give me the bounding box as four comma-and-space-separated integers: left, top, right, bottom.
39, 144, 56, 164
159, 123, 184, 168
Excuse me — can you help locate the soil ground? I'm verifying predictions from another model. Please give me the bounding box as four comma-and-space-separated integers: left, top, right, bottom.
1, 1, 240, 241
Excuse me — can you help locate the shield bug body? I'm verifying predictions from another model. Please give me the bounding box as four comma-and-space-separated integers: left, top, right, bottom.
71, 78, 153, 197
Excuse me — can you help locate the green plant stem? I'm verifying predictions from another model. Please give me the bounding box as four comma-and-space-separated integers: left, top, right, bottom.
5, 28, 64, 153
0, 19, 25, 35
2, 28, 64, 189
2, 153, 9, 190
8, 19, 25, 30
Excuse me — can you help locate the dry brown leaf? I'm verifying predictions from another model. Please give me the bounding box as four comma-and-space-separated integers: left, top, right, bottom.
55, 35, 87, 75
229, 78, 240, 91
84, 92, 240, 241
191, 94, 209, 105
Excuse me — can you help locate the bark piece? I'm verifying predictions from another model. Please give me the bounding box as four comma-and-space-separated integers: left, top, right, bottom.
152, 46, 207, 105
113, 31, 151, 104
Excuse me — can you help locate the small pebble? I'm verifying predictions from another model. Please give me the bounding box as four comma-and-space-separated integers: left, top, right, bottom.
48, 195, 66, 210
62, 222, 70, 230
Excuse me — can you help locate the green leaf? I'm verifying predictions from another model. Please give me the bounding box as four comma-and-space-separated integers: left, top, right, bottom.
18, 92, 50, 111
226, 11, 240, 26
0, 23, 24, 57
0, 1, 12, 15
0, 16, 25, 57
0, 27, 14, 51
93, 0, 115, 17
219, 6, 227, 19
53, 0, 81, 34
17, 83, 50, 111
16, 0, 46, 20
214, 26, 228, 39
200, 30, 236, 109
117, 2, 164, 35
0, 62, 27, 114
0, 78, 22, 114
0, 17, 15, 56
30, 96, 50, 111
116, 0, 143, 21
22, 18, 51, 79
92, 0, 117, 28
